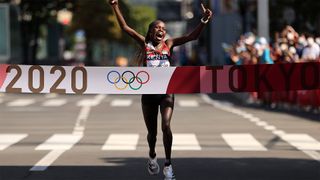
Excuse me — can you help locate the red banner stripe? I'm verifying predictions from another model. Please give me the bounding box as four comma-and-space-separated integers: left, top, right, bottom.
0, 64, 9, 89
166, 66, 200, 94
166, 62, 320, 94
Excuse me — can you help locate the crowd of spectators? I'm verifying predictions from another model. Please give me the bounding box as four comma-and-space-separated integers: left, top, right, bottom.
223, 26, 320, 113
224, 26, 320, 65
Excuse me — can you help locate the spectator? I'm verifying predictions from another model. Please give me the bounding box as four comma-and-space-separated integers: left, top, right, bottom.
257, 37, 274, 64
296, 34, 307, 58
223, 26, 319, 111
301, 36, 320, 61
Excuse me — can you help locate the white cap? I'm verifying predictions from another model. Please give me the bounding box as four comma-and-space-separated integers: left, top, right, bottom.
259, 37, 268, 45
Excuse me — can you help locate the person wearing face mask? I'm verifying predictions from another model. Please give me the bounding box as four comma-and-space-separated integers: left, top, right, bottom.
109, 1, 212, 179
296, 34, 307, 58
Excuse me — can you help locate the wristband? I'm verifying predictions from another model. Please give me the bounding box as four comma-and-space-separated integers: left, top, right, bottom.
201, 17, 209, 24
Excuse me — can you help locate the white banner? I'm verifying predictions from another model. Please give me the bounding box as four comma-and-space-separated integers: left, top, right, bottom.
1, 63, 319, 94
0, 65, 175, 94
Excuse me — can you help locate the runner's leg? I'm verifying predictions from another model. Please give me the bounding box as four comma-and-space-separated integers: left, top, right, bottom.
160, 94, 174, 165
142, 95, 159, 158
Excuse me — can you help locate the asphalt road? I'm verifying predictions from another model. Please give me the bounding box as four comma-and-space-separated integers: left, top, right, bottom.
0, 93, 319, 180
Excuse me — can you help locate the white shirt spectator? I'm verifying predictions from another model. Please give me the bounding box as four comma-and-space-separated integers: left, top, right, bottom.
302, 37, 320, 61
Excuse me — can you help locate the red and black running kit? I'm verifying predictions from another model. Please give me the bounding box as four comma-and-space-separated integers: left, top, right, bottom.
142, 41, 174, 104
141, 41, 174, 162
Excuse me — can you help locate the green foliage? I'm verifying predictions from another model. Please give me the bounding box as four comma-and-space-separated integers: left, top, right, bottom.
69, 1, 156, 44
70, 0, 133, 43
3, 0, 156, 44
70, 0, 112, 40
131, 5, 156, 37
1, 0, 156, 63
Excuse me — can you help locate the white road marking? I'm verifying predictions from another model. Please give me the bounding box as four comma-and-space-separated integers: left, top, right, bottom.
241, 113, 254, 119
45, 93, 58, 99
229, 109, 243, 115
110, 99, 132, 107
73, 106, 91, 136
31, 134, 82, 171
7, 99, 35, 107
264, 125, 276, 131
102, 134, 139, 151
178, 100, 199, 107
222, 134, 267, 151
95, 94, 107, 102
249, 117, 261, 123
303, 150, 320, 162
35, 134, 83, 150
279, 134, 320, 151
256, 121, 268, 127
172, 134, 201, 151
0, 134, 28, 150
31, 95, 106, 172
42, 99, 67, 107
73, 95, 106, 136
30, 150, 65, 171
77, 99, 99, 107
201, 94, 320, 162
272, 130, 286, 136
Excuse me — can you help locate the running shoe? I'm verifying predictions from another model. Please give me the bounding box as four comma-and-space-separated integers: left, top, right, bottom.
163, 164, 176, 180
147, 157, 160, 175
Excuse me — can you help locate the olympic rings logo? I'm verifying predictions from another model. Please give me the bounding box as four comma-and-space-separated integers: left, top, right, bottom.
107, 70, 150, 90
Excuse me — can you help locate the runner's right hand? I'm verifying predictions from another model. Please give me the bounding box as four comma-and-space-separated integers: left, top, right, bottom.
109, 0, 118, 5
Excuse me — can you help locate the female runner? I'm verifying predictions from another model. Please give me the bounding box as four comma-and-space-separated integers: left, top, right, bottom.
109, 0, 212, 179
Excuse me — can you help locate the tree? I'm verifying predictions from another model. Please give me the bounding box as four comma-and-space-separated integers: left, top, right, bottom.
0, 0, 75, 64
70, 0, 156, 65
0, 0, 156, 65
70, 0, 133, 65
130, 5, 156, 37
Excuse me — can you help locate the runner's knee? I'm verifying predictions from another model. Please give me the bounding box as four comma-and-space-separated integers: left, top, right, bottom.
162, 123, 171, 134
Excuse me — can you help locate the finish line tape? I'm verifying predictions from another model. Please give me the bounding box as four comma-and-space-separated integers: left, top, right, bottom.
0, 62, 319, 94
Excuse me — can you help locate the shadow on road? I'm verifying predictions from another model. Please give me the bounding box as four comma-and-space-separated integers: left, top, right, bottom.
1, 157, 319, 180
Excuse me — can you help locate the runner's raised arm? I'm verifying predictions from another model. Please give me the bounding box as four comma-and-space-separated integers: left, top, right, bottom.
109, 0, 145, 46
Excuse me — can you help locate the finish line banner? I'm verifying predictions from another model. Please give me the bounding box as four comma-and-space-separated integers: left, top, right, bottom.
0, 62, 319, 94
